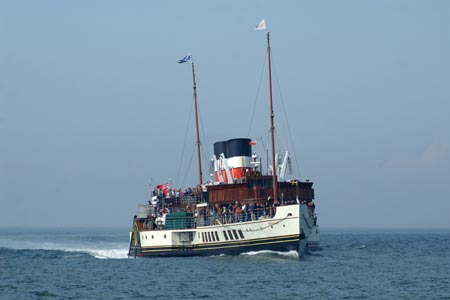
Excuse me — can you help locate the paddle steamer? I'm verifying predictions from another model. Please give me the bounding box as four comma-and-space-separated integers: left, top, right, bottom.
128, 30, 320, 258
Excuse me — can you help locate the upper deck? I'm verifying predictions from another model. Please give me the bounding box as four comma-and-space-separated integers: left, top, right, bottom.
207, 176, 314, 205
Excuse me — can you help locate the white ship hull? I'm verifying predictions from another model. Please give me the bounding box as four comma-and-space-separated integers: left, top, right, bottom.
129, 204, 310, 257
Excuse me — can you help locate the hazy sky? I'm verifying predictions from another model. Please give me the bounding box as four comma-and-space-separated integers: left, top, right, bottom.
1, 0, 449, 228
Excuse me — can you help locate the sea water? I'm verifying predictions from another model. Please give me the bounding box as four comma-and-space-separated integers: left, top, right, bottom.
0, 228, 449, 300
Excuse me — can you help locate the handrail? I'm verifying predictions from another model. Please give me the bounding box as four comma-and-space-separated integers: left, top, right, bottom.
139, 206, 295, 231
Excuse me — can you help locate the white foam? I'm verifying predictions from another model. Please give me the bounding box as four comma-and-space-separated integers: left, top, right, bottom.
0, 239, 129, 259
66, 248, 129, 259
241, 249, 299, 258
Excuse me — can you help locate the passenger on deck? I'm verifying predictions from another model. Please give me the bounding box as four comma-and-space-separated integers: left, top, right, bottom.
228, 205, 234, 223
151, 196, 159, 215
212, 207, 218, 225
252, 203, 258, 220
220, 205, 228, 224
235, 204, 241, 222
202, 208, 207, 226
241, 203, 247, 222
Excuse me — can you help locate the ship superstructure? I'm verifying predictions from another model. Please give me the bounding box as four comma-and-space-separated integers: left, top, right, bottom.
128, 29, 320, 258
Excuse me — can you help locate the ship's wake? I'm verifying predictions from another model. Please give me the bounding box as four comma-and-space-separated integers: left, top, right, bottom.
241, 249, 300, 259
64, 247, 129, 259
0, 238, 129, 259
0, 244, 129, 259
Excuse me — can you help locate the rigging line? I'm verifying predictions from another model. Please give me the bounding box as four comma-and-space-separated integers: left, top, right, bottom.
175, 94, 195, 185
257, 135, 268, 158
265, 129, 272, 173
247, 48, 268, 137
196, 102, 213, 184
274, 127, 287, 153
273, 127, 290, 176
258, 136, 267, 153
185, 69, 208, 186
198, 130, 210, 182
270, 50, 303, 179
181, 143, 198, 188
200, 140, 209, 168
200, 147, 210, 182
257, 135, 269, 176
274, 126, 293, 156
188, 69, 210, 184
197, 100, 211, 173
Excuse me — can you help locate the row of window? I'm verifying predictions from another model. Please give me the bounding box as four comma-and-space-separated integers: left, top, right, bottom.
201, 229, 245, 243
142, 229, 248, 242
142, 234, 167, 240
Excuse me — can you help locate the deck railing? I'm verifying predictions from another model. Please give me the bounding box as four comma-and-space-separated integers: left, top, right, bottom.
139, 206, 279, 231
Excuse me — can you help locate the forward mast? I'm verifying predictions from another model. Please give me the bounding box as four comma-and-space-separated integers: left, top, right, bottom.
267, 31, 278, 203
191, 61, 203, 185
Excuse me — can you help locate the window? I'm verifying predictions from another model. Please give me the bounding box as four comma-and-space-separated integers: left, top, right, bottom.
214, 232, 220, 242
238, 230, 244, 239
223, 231, 229, 241
232, 230, 239, 240
227, 230, 234, 240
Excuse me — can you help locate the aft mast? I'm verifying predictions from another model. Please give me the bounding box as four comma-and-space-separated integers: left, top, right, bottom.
267, 31, 278, 203
191, 61, 203, 185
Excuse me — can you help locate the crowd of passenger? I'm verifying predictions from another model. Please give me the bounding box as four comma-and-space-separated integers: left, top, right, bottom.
196, 201, 277, 226
153, 185, 201, 200
141, 184, 316, 229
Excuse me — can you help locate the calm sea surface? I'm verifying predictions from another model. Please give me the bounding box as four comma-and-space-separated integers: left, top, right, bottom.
0, 227, 449, 300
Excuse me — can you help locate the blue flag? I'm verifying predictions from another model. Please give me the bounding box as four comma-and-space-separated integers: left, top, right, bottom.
178, 54, 191, 64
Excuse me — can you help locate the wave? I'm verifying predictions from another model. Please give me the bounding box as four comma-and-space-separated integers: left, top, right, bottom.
3, 246, 302, 260
64, 247, 129, 259
0, 245, 129, 259
0, 239, 129, 259
241, 249, 299, 259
